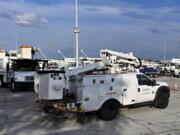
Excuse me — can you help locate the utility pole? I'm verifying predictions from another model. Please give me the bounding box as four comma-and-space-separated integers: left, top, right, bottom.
74, 0, 80, 67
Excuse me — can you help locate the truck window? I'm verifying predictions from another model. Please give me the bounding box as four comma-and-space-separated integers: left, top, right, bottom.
12, 60, 39, 71
137, 74, 152, 86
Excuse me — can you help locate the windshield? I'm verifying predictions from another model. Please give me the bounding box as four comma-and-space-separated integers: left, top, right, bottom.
12, 60, 39, 71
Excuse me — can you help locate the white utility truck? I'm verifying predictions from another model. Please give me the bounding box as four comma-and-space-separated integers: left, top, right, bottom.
171, 59, 180, 77
9, 59, 40, 92
173, 65, 180, 77
34, 49, 170, 121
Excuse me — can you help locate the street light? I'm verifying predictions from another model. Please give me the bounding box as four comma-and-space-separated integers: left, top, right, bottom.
177, 40, 180, 58
74, 0, 80, 67
163, 40, 167, 62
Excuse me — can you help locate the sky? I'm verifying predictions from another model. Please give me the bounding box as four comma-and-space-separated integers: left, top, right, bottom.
0, 0, 180, 60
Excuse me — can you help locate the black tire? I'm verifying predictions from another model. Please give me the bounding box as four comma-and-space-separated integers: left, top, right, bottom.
10, 82, 16, 92
154, 93, 169, 109
97, 101, 119, 121
0, 79, 3, 88
178, 73, 180, 78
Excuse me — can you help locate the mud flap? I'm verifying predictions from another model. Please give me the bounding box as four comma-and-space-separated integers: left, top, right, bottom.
76, 112, 85, 124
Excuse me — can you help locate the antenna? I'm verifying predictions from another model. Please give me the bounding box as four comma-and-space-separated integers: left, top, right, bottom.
74, 0, 80, 67
58, 50, 66, 59
80, 49, 88, 59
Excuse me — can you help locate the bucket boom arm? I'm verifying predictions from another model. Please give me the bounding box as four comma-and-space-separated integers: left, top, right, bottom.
100, 49, 141, 68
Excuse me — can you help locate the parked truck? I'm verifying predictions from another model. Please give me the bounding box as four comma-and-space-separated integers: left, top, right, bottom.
173, 65, 180, 77
139, 66, 159, 78
9, 59, 41, 92
34, 49, 170, 121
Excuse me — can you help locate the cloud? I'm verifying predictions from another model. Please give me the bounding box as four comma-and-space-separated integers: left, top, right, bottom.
168, 29, 180, 33
147, 28, 165, 34
15, 13, 48, 27
83, 6, 120, 15
0, 0, 48, 28
121, 10, 154, 20
0, 10, 18, 20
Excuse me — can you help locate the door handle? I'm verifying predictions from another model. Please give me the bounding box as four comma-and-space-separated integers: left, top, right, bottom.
138, 88, 140, 92
123, 89, 127, 92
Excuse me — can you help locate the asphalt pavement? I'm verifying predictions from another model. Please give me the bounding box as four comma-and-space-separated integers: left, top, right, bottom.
0, 77, 180, 135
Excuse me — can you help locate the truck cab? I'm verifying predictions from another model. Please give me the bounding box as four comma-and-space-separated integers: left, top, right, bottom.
9, 59, 39, 92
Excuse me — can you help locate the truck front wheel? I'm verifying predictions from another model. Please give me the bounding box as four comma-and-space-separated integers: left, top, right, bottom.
154, 93, 169, 109
98, 101, 119, 121
0, 79, 3, 87
10, 82, 16, 92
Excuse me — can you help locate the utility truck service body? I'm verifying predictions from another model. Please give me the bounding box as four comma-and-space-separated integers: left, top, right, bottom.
35, 49, 170, 121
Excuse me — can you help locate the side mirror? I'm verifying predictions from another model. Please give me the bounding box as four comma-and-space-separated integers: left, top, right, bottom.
152, 79, 156, 86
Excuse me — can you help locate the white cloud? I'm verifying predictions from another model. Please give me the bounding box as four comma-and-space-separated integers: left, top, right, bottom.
15, 12, 48, 27
82, 6, 121, 16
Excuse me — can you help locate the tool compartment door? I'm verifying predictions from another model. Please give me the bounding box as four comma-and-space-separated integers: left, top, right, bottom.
121, 75, 138, 105
82, 77, 99, 112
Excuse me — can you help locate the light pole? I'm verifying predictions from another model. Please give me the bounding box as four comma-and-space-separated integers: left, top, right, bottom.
15, 30, 18, 53
135, 41, 146, 57
74, 0, 80, 67
163, 40, 166, 62
176, 40, 180, 58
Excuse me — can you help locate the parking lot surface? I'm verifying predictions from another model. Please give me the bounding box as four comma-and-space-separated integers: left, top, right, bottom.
0, 77, 180, 135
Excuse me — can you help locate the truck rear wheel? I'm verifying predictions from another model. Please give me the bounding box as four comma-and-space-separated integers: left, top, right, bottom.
98, 101, 119, 121
10, 82, 16, 92
154, 93, 169, 109
0, 77, 4, 88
